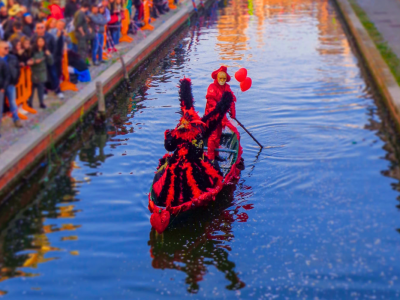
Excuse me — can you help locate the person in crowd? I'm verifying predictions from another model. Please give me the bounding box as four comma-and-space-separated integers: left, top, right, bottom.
19, 5, 28, 16
28, 36, 54, 109
132, 0, 143, 27
49, 19, 69, 42
49, 0, 64, 20
0, 40, 23, 128
11, 38, 27, 66
20, 35, 32, 59
7, 4, 23, 20
22, 12, 34, 36
49, 19, 68, 82
45, 17, 57, 31
0, 5, 8, 25
33, 6, 50, 23
8, 20, 25, 41
108, 0, 123, 46
101, 0, 111, 22
0, 42, 9, 136
153, 0, 169, 15
88, 3, 107, 65
64, 0, 79, 22
3, 4, 23, 40
33, 22, 65, 99
73, 2, 90, 62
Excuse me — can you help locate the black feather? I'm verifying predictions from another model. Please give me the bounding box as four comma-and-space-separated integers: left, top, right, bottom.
179, 78, 194, 110
201, 91, 234, 139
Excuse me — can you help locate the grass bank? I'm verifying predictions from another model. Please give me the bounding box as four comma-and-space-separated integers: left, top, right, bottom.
348, 0, 400, 86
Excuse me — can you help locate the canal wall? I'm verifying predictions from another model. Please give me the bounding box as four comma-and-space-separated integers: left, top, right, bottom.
0, 0, 206, 196
334, 0, 400, 129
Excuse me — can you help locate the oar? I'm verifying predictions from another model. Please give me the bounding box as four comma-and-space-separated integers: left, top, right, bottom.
233, 117, 263, 148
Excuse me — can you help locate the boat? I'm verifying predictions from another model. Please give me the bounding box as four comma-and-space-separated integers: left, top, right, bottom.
148, 120, 243, 233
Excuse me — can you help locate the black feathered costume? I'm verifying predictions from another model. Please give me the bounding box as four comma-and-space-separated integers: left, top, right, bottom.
152, 78, 233, 206
148, 78, 239, 233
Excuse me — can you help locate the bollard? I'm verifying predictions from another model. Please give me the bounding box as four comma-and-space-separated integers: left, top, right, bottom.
96, 81, 106, 124
119, 55, 131, 89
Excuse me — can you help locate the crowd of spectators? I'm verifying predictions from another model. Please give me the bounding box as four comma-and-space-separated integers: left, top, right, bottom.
0, 0, 171, 136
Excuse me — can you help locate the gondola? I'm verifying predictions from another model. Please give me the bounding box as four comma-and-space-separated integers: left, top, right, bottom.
148, 121, 243, 233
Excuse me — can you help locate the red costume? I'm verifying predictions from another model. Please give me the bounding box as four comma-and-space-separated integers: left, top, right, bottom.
151, 78, 234, 209
205, 66, 236, 160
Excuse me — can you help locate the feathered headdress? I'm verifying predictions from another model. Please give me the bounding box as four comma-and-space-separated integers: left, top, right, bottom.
179, 78, 194, 110
172, 78, 205, 141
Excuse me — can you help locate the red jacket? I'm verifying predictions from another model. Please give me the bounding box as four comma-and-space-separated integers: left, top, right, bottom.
205, 79, 236, 119
49, 4, 64, 20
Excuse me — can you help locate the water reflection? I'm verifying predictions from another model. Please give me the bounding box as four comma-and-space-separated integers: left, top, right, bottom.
0, 23, 198, 292
0, 171, 80, 283
148, 182, 253, 293
0, 127, 109, 289
0, 0, 400, 297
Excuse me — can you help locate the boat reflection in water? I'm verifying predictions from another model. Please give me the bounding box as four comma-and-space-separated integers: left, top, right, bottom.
148, 181, 254, 293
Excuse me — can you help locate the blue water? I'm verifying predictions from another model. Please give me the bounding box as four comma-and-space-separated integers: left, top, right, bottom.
0, 0, 400, 299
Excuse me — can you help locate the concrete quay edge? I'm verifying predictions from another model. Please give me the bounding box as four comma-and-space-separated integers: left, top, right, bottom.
0, 0, 201, 195
334, 0, 400, 128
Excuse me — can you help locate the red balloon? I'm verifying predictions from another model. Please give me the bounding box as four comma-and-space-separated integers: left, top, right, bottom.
240, 77, 252, 92
235, 68, 247, 82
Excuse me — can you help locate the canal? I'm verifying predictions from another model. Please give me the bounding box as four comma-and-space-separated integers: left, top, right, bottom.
1, 0, 400, 298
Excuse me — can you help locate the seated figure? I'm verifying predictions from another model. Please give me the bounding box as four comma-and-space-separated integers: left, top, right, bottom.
151, 78, 234, 207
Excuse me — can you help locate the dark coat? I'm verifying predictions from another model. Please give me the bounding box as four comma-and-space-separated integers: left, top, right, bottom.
3, 17, 23, 40
22, 23, 34, 37
0, 58, 9, 89
54, 34, 64, 63
4, 54, 21, 86
65, 0, 80, 20
88, 13, 108, 34
30, 51, 54, 84
14, 49, 32, 65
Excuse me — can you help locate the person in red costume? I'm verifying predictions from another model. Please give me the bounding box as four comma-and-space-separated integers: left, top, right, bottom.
205, 66, 237, 161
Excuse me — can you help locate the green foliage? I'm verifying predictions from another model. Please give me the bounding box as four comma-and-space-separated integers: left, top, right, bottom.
349, 0, 400, 86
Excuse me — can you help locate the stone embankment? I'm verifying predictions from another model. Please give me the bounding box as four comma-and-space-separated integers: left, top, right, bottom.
0, 0, 205, 196
334, 0, 400, 128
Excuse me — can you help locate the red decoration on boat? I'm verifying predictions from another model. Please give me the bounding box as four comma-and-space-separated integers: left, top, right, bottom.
150, 209, 171, 234
240, 77, 252, 92
235, 68, 247, 82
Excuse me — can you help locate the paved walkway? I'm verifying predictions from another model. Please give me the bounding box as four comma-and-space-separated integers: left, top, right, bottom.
355, 0, 400, 59
0, 4, 188, 154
